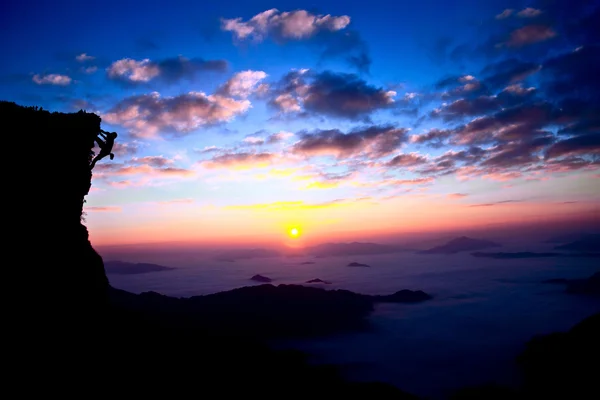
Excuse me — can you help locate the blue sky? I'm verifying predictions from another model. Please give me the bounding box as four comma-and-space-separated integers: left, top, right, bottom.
2, 0, 599, 245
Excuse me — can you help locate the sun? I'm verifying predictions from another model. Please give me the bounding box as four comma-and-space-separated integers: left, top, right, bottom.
289, 227, 300, 238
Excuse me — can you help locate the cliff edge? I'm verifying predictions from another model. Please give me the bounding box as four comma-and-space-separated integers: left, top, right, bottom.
3, 101, 109, 317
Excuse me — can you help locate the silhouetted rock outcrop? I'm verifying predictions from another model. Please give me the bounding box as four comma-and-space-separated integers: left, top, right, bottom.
420, 236, 501, 254
104, 260, 175, 274
348, 262, 371, 267
4, 101, 109, 317
306, 278, 332, 284
250, 274, 272, 283
373, 289, 433, 303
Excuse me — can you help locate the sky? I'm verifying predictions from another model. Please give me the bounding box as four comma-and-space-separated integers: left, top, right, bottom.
2, 0, 599, 246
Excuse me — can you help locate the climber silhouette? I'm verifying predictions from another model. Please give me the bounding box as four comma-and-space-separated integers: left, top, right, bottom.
91, 130, 117, 169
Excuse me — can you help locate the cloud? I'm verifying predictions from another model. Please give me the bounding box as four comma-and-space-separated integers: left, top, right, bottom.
223, 198, 367, 211
432, 96, 500, 121
417, 147, 485, 176
85, 206, 122, 212
130, 155, 174, 167
481, 135, 554, 168
200, 152, 277, 170
540, 45, 600, 103
82, 66, 98, 74
496, 9, 514, 19
76, 53, 95, 62
196, 146, 222, 154
448, 193, 468, 199
32, 74, 71, 85
107, 59, 159, 82
106, 56, 228, 83
111, 142, 139, 157
299, 171, 358, 190
385, 153, 428, 167
452, 103, 554, 145
481, 59, 541, 90
108, 180, 132, 188
267, 131, 294, 143
302, 72, 396, 118
102, 91, 251, 137
354, 177, 435, 188
221, 9, 370, 72
243, 136, 265, 145
158, 198, 195, 205
517, 8, 542, 18
545, 134, 600, 159
221, 9, 350, 41
270, 70, 396, 119
504, 25, 557, 47
94, 162, 195, 178
218, 70, 268, 98
292, 125, 408, 159
468, 200, 522, 207
410, 129, 453, 148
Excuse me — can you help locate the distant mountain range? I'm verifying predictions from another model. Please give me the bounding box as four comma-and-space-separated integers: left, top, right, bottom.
306, 242, 409, 257
213, 248, 281, 260
543, 232, 599, 244
213, 242, 412, 260
419, 236, 501, 254
553, 234, 600, 252
105, 260, 176, 274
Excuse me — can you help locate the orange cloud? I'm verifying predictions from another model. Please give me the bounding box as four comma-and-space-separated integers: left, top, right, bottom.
200, 152, 278, 170
448, 193, 469, 199
85, 206, 122, 212
158, 198, 195, 205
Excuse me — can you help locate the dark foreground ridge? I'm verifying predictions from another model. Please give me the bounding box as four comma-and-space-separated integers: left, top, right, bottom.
109, 284, 433, 338
7, 101, 599, 399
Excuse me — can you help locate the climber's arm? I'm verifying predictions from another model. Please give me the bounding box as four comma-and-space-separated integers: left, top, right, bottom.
95, 136, 106, 147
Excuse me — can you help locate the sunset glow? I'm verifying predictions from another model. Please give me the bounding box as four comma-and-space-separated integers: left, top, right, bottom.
2, 1, 598, 247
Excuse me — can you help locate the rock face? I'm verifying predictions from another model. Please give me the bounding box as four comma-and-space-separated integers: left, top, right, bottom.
4, 101, 109, 317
